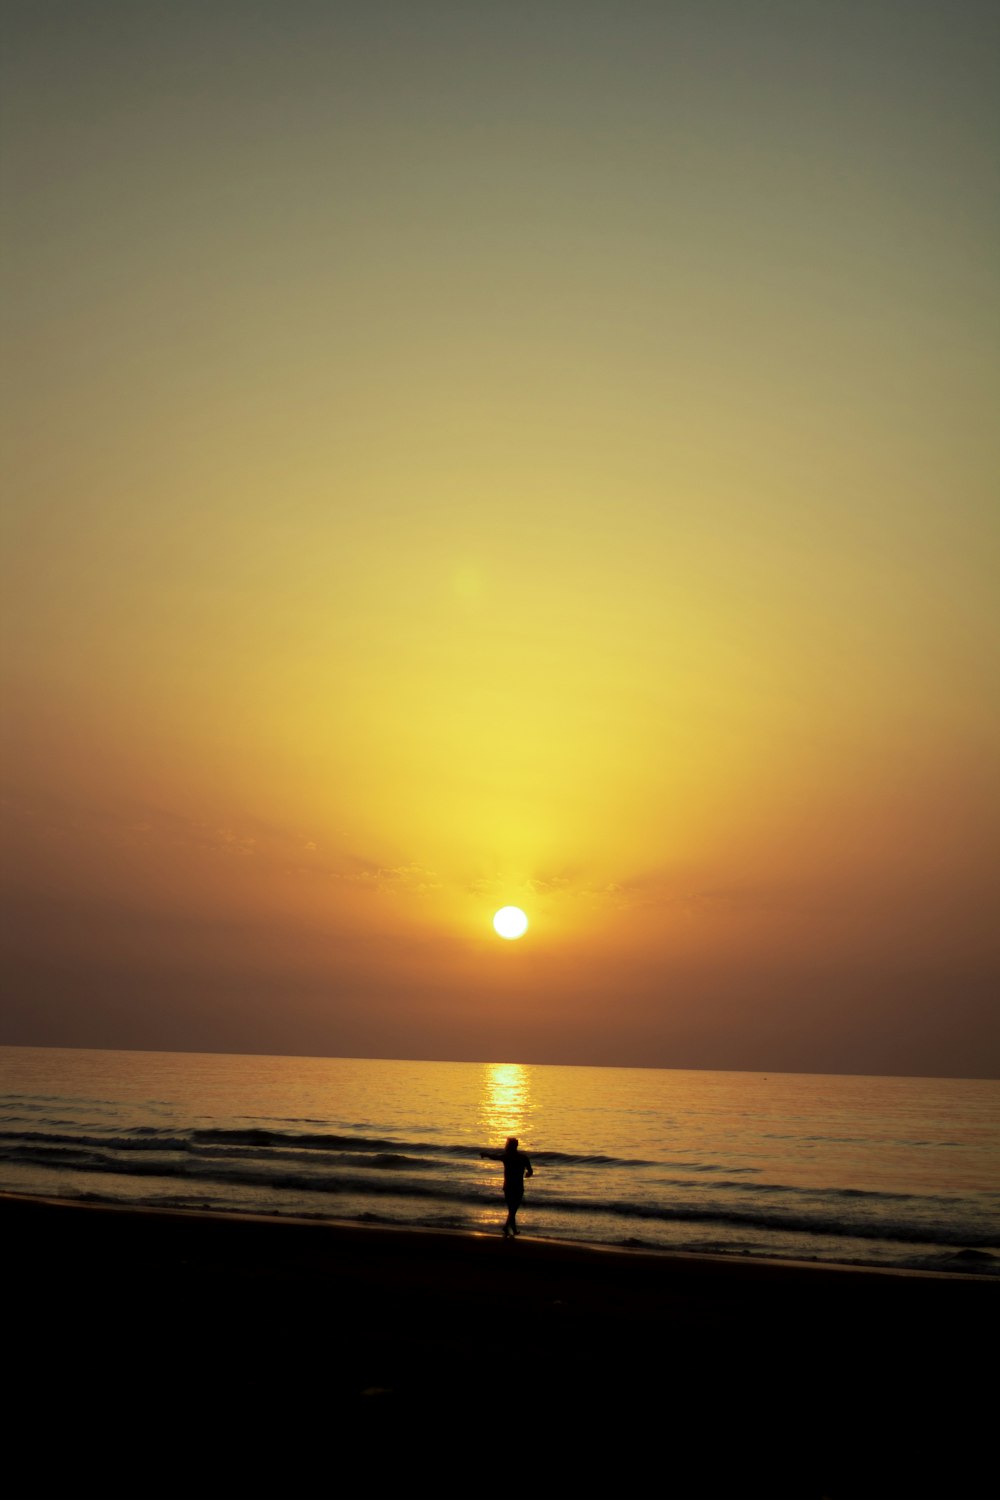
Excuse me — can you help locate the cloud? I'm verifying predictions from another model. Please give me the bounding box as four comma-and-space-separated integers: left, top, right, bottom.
341, 862, 442, 896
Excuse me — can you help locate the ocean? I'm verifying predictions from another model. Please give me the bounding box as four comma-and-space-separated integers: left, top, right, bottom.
1, 1046, 997, 1274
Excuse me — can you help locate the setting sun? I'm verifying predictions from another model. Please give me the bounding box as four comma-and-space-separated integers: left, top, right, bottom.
493, 907, 529, 941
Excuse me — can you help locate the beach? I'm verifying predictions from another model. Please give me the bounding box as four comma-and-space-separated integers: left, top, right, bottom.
6, 1191, 994, 1493
5, 1049, 996, 1273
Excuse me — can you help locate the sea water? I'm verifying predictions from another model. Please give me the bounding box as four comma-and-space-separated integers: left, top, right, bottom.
1, 1046, 997, 1274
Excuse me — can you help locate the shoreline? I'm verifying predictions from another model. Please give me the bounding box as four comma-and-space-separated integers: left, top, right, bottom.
7, 1188, 996, 1488
2, 1187, 993, 1282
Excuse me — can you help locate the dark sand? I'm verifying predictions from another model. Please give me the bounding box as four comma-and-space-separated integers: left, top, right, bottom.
6, 1192, 994, 1492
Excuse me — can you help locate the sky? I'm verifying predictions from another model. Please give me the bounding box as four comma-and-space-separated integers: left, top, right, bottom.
2, 1, 998, 1076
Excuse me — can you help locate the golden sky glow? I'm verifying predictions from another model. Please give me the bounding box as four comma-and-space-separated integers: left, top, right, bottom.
2, 2, 998, 1075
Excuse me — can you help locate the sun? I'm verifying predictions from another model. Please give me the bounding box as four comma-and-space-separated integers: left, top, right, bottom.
493, 906, 529, 940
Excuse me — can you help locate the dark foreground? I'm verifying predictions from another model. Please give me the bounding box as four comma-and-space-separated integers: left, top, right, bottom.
5, 1193, 994, 1494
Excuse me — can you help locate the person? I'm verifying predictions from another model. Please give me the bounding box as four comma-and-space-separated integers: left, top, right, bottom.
480, 1136, 534, 1237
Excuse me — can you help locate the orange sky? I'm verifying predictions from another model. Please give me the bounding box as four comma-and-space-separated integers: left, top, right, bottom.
2, 2, 998, 1075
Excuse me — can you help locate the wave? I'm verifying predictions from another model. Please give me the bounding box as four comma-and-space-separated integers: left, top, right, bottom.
540, 1196, 1000, 1247
3, 1128, 990, 1210
0, 1123, 656, 1169
3, 1140, 997, 1250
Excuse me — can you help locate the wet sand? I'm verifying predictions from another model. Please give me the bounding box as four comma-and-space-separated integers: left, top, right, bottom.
5, 1191, 994, 1492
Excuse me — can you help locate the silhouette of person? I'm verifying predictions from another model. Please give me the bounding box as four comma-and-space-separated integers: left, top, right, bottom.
481, 1136, 534, 1237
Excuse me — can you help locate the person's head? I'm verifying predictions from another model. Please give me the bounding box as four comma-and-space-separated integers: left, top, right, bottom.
504, 1137, 518, 1153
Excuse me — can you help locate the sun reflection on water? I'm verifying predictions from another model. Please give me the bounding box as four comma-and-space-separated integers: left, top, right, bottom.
478, 1061, 534, 1147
